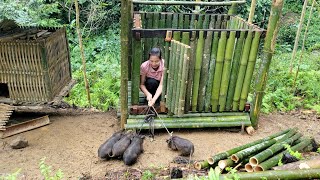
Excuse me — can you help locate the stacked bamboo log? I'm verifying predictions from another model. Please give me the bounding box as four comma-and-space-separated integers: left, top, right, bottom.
194, 128, 318, 174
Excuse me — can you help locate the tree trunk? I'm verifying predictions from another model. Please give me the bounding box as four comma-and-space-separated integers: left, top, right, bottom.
74, 0, 91, 107
248, 0, 257, 24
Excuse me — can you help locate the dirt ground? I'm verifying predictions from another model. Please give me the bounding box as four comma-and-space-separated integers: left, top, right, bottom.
0, 110, 319, 179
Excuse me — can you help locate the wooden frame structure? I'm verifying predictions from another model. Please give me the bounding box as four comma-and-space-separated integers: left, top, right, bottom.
120, 0, 283, 129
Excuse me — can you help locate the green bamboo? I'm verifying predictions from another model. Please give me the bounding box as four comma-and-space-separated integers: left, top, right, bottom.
184, 14, 190, 29
250, 132, 302, 166
207, 129, 290, 165
239, 31, 262, 111
228, 3, 238, 15
152, 13, 159, 46
171, 40, 182, 113
131, 37, 142, 105
165, 13, 173, 28
198, 31, 213, 112
192, 31, 205, 112
144, 13, 153, 60
185, 31, 197, 113
203, 15, 210, 29
215, 15, 222, 29
178, 45, 191, 116
174, 43, 186, 115
221, 169, 320, 180
196, 14, 204, 29
194, 161, 210, 170
251, 0, 285, 128
232, 31, 253, 111
159, 13, 165, 52
230, 134, 286, 163
205, 33, 219, 112
219, 157, 250, 170
225, 31, 245, 111
128, 112, 249, 119
120, 0, 130, 128
178, 13, 184, 29
190, 14, 196, 29
218, 31, 236, 112
132, 0, 246, 6
172, 13, 179, 28
211, 31, 227, 112
166, 40, 177, 112
255, 138, 313, 171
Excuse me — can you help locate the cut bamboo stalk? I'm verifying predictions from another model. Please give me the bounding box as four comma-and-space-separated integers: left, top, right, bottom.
196, 14, 204, 29
170, 41, 181, 113
251, 0, 285, 128
245, 163, 255, 172
207, 129, 290, 166
184, 14, 190, 29
131, 38, 142, 105
218, 31, 236, 111
185, 31, 197, 113
178, 13, 184, 29
178, 45, 191, 116
226, 31, 245, 111
202, 15, 210, 29
128, 112, 249, 119
152, 13, 159, 46
194, 161, 210, 170
218, 158, 235, 170
272, 155, 320, 170
197, 31, 213, 112
192, 31, 205, 112
239, 31, 262, 111
249, 132, 301, 166
254, 138, 313, 171
174, 43, 185, 115
159, 13, 165, 52
144, 13, 153, 60
166, 40, 177, 113
211, 31, 227, 112
232, 31, 253, 111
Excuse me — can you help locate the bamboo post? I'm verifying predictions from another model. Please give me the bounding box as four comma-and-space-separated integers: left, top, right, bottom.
144, 13, 153, 59
178, 45, 191, 116
248, 0, 257, 24
131, 37, 142, 105
198, 20, 212, 112
232, 31, 253, 111
211, 31, 227, 112
184, 14, 190, 29
132, 0, 246, 6
196, 14, 204, 29
192, 31, 205, 112
251, 0, 285, 128
166, 40, 177, 113
152, 13, 159, 47
174, 42, 185, 115
218, 31, 236, 112
75, 0, 91, 107
289, 0, 308, 74
239, 31, 262, 111
228, 3, 238, 15
159, 13, 165, 52
120, 0, 130, 128
171, 40, 181, 113
226, 31, 245, 111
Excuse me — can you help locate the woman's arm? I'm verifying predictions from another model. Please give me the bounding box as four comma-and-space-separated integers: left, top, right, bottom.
140, 74, 152, 101
148, 74, 163, 107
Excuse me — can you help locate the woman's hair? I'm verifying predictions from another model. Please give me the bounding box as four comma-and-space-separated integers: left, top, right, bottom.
148, 47, 162, 59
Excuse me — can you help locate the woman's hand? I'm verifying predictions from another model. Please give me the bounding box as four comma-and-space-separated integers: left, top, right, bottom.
148, 98, 156, 107
146, 93, 152, 102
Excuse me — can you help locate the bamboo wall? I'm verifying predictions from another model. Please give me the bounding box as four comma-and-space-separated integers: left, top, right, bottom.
0, 28, 71, 104
130, 12, 265, 115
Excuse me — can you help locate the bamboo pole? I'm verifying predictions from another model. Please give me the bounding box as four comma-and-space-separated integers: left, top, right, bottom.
178, 45, 191, 116
211, 31, 227, 112
218, 31, 236, 112
204, 16, 218, 112
273, 155, 320, 170
152, 13, 159, 46
174, 43, 186, 115
227, 3, 238, 15
289, 0, 308, 74
132, 0, 246, 6
249, 132, 302, 166
191, 31, 205, 112
74, 0, 91, 107
198, 31, 213, 112
166, 40, 177, 112
144, 13, 153, 59
255, 138, 313, 171
194, 160, 210, 170
251, 0, 285, 128
293, 0, 316, 88
131, 38, 142, 105
207, 129, 290, 166
232, 31, 253, 111
248, 0, 257, 24
221, 169, 320, 180
170, 40, 181, 113
239, 31, 262, 111
196, 14, 204, 29
226, 31, 245, 111
128, 112, 249, 119
120, 0, 130, 128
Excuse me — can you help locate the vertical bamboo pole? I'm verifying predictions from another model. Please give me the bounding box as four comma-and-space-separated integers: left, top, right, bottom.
75, 0, 91, 107
248, 0, 257, 24
152, 13, 159, 47
131, 37, 142, 105
159, 13, 166, 52
120, 0, 130, 128
192, 31, 205, 112
171, 41, 181, 113
226, 31, 245, 111
289, 0, 308, 74
144, 13, 153, 60
166, 40, 177, 113
232, 31, 253, 111
161, 13, 172, 104
184, 14, 190, 29
218, 31, 236, 112
211, 31, 227, 112
172, 13, 179, 28
198, 30, 213, 112
203, 15, 210, 29
175, 43, 186, 114
197, 14, 204, 29
239, 31, 262, 111
251, 0, 285, 128
228, 3, 238, 15
178, 45, 191, 116
179, 14, 184, 29
190, 14, 196, 29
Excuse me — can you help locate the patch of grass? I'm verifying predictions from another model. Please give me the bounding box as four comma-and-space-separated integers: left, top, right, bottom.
0, 169, 21, 180
283, 144, 302, 160
39, 157, 64, 180
141, 170, 155, 180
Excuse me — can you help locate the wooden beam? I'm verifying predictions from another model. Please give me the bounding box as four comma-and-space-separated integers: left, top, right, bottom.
132, 0, 246, 6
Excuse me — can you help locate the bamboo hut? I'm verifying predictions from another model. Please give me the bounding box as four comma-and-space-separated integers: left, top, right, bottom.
120, 0, 280, 130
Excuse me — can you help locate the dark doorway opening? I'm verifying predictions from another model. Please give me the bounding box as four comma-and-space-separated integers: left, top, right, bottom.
0, 83, 9, 98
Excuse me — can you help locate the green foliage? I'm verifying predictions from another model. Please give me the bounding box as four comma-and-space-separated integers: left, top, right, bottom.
0, 0, 61, 26
141, 170, 154, 180
188, 167, 221, 180
65, 30, 120, 110
225, 167, 240, 180
283, 144, 302, 160
39, 157, 64, 180
0, 169, 21, 180
278, 159, 283, 166
317, 147, 320, 153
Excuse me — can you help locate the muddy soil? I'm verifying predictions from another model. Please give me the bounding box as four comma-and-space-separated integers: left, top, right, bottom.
0, 110, 319, 179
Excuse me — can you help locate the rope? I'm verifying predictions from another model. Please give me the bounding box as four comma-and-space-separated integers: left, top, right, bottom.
151, 106, 172, 137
